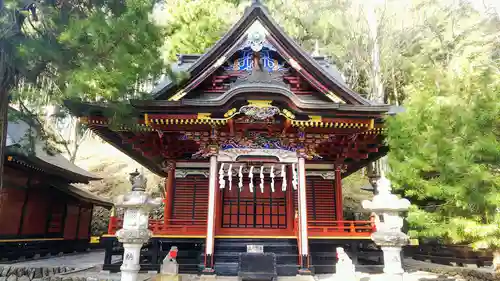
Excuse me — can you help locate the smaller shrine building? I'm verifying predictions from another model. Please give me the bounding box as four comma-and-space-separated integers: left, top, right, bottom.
0, 107, 112, 260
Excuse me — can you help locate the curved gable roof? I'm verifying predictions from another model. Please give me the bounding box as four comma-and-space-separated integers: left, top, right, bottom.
6, 108, 100, 182
153, 1, 371, 105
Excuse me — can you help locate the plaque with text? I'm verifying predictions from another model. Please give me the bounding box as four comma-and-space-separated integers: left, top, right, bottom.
247, 245, 264, 253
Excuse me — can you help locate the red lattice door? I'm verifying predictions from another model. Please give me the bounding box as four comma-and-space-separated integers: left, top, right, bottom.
222, 178, 287, 229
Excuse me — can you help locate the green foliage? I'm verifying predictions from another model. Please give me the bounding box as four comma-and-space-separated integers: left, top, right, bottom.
387, 56, 500, 249
385, 0, 500, 250
13, 0, 166, 104
159, 0, 241, 61
0, 0, 167, 165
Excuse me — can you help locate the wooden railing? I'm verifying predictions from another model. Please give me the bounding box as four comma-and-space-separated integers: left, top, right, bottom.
107, 217, 374, 238
307, 220, 374, 237
107, 217, 206, 236
149, 219, 206, 236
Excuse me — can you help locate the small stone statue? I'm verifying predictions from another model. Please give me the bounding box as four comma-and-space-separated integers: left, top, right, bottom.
161, 246, 179, 275
335, 247, 356, 281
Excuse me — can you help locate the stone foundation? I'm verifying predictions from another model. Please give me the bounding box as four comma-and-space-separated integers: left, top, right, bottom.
0, 266, 76, 281
404, 259, 499, 281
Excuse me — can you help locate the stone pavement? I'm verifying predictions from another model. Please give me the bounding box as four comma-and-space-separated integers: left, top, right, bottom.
9, 251, 111, 270
5, 252, 495, 281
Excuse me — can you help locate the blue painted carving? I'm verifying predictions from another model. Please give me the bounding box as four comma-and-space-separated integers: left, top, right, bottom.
224, 47, 286, 72
220, 132, 303, 152
233, 48, 254, 71
261, 49, 286, 72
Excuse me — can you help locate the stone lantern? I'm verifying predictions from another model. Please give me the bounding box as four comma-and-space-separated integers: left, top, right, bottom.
115, 170, 162, 281
362, 175, 410, 276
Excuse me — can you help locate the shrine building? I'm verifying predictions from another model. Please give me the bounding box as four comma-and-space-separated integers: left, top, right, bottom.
0, 107, 112, 260
66, 0, 398, 275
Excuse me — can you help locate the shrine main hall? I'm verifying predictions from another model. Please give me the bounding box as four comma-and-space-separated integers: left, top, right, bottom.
66, 0, 399, 276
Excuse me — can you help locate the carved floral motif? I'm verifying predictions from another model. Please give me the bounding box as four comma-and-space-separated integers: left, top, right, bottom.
240, 105, 280, 120
188, 131, 323, 160
220, 132, 300, 151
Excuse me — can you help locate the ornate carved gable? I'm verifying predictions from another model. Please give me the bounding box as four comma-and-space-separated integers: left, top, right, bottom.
154, 1, 370, 105
185, 21, 333, 103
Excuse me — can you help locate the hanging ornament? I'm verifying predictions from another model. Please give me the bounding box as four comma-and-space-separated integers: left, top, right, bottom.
281, 164, 287, 191
249, 166, 254, 193
292, 163, 298, 190
270, 165, 275, 192
219, 163, 226, 189
228, 164, 233, 190
238, 165, 244, 191
260, 166, 265, 193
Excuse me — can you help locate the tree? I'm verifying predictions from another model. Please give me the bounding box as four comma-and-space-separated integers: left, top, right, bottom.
0, 0, 167, 178
157, 0, 241, 62
387, 66, 500, 271
386, 0, 500, 272
0, 0, 39, 188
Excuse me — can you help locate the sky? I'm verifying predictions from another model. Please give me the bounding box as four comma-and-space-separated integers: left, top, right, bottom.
468, 0, 500, 16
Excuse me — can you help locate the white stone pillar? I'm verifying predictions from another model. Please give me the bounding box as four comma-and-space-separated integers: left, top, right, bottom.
115, 171, 162, 281
121, 244, 143, 281
381, 246, 404, 274
203, 155, 218, 273
297, 156, 310, 273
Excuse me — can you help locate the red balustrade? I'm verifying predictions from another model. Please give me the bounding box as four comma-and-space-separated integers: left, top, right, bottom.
107, 217, 374, 238
106, 217, 206, 236
307, 220, 374, 237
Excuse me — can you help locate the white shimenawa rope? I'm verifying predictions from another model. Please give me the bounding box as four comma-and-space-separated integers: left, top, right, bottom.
281, 164, 287, 191
292, 163, 298, 190
219, 163, 225, 189
238, 165, 243, 191
249, 166, 254, 193
270, 165, 275, 192
260, 166, 265, 193
228, 164, 233, 190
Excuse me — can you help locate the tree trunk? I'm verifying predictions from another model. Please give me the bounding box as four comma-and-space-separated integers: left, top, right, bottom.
494, 250, 500, 274
0, 91, 9, 189
69, 117, 80, 163
392, 67, 399, 106
366, 0, 384, 104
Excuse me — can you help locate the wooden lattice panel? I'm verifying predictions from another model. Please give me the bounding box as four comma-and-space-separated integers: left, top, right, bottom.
292, 177, 338, 224
222, 178, 286, 229
306, 177, 337, 223
171, 176, 208, 224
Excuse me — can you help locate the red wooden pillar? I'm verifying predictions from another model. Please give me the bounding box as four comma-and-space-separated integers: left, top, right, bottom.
164, 161, 176, 226
335, 167, 343, 221
107, 207, 116, 234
